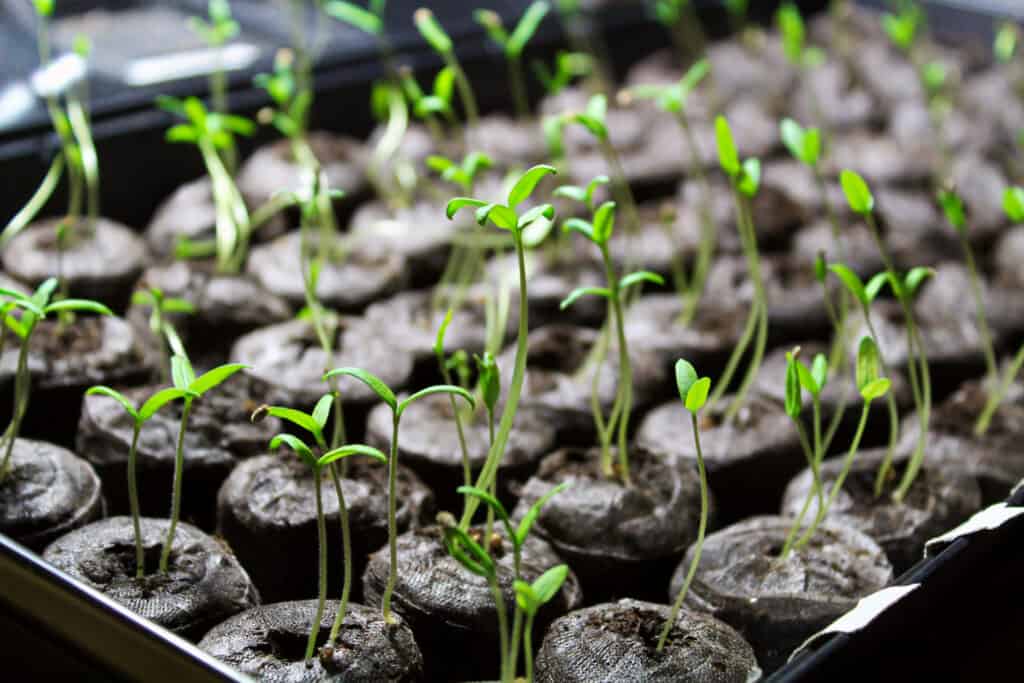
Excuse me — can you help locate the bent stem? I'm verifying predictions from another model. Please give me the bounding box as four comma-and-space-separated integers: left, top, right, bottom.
128, 423, 144, 578
160, 397, 193, 573
657, 412, 708, 651
459, 228, 530, 530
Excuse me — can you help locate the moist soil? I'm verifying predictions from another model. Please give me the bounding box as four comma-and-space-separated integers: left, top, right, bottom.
217, 454, 434, 604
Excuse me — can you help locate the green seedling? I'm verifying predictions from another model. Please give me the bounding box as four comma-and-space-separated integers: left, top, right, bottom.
131, 287, 195, 382
514, 565, 569, 683
777, 348, 828, 560
973, 187, 1024, 435
441, 480, 568, 683
415, 8, 479, 126
255, 396, 387, 666
323, 367, 474, 624
776, 2, 826, 68
160, 355, 248, 572
433, 311, 474, 497
475, 2, 550, 118
0, 279, 112, 482
705, 116, 768, 422
799, 337, 891, 544
325, 0, 394, 78
658, 359, 712, 651
84, 385, 194, 578
254, 49, 316, 168
4, 6, 99, 252
882, 3, 922, 54
558, 196, 664, 482
840, 170, 932, 502
625, 59, 715, 322
189, 0, 240, 173
446, 165, 557, 531
532, 50, 590, 97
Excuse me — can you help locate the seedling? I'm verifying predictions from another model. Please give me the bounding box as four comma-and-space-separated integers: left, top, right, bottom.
440, 480, 568, 683
624, 59, 715, 322
658, 359, 712, 651
882, 3, 923, 55
415, 8, 479, 126
255, 396, 387, 665
446, 165, 557, 530
254, 49, 316, 169
325, 0, 395, 79
514, 565, 569, 683
705, 116, 768, 422
531, 50, 590, 97
558, 196, 664, 482
188, 0, 240, 173
475, 2, 550, 118
4, 5, 98, 251
130, 287, 195, 382
800, 337, 891, 545
0, 279, 112, 482
84, 385, 194, 577
973, 187, 1024, 435
777, 348, 828, 560
160, 354, 248, 572
776, 2, 826, 69
323, 367, 474, 624
840, 170, 932, 502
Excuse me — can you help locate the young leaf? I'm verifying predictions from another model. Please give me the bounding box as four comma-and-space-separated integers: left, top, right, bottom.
188, 363, 249, 396
562, 218, 595, 242
737, 158, 761, 197
840, 170, 875, 215
323, 367, 397, 411
784, 351, 803, 418
903, 267, 934, 297
397, 384, 475, 418
780, 118, 806, 163
1004, 187, 1024, 223
516, 481, 569, 544
414, 8, 453, 54
475, 352, 500, 415
317, 443, 388, 468
828, 264, 868, 308
560, 287, 611, 310
312, 393, 334, 430
324, 1, 384, 35
441, 524, 495, 578
517, 203, 555, 230
456, 485, 511, 526
86, 386, 139, 421
514, 580, 538, 613
675, 359, 698, 402
592, 201, 616, 244
715, 116, 740, 177
777, 2, 806, 65
434, 308, 454, 359
811, 353, 828, 394
446, 197, 489, 220
44, 299, 115, 317
856, 335, 881, 391
507, 1, 551, 58
261, 406, 322, 437
814, 253, 827, 284
138, 387, 191, 421
270, 433, 318, 470
531, 564, 569, 606
685, 378, 711, 413
865, 272, 890, 302
171, 355, 196, 392
619, 271, 665, 291
860, 378, 891, 402
795, 359, 819, 396
508, 165, 558, 208
31, 278, 59, 310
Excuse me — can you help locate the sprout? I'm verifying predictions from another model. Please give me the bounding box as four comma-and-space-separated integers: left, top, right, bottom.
324, 367, 475, 624
84, 385, 192, 577
839, 169, 932, 503
705, 116, 768, 421
475, 2, 551, 118
974, 189, 1024, 435
445, 165, 557, 530
531, 50, 590, 97
624, 60, 715, 322
514, 565, 569, 683
559, 194, 664, 482
415, 8, 479, 125
189, 0, 241, 173
254, 49, 315, 167
776, 2, 825, 68
658, 359, 711, 652
443, 482, 568, 682
325, 0, 385, 36
259, 397, 387, 666
428, 152, 494, 195
0, 280, 112, 482
131, 287, 195, 383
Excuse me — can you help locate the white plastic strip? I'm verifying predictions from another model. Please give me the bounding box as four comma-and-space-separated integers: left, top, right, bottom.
791, 584, 920, 658
925, 502, 1024, 557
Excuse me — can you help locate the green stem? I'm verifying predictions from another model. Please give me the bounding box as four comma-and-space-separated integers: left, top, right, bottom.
0, 335, 33, 482
779, 419, 819, 560
66, 97, 99, 234
439, 357, 473, 494
509, 54, 530, 119
959, 234, 997, 382
602, 246, 633, 485
523, 616, 535, 683
160, 397, 193, 573
491, 575, 510, 683
798, 399, 870, 548
507, 605, 523, 682
1, 153, 64, 247
328, 464, 352, 643
382, 415, 400, 624
128, 422, 144, 578
975, 343, 1024, 436
445, 52, 479, 127
459, 229, 530, 529
306, 468, 327, 665
657, 412, 709, 652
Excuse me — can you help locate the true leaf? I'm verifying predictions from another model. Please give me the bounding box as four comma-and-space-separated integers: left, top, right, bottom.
560, 287, 610, 310
317, 443, 388, 467
324, 367, 397, 410
840, 170, 875, 215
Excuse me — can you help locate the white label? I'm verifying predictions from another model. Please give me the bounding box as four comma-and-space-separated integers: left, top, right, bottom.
791, 584, 919, 658
925, 503, 1024, 557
